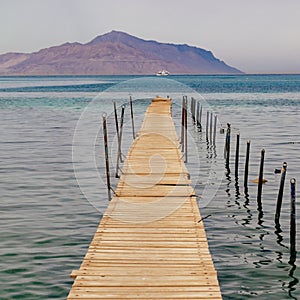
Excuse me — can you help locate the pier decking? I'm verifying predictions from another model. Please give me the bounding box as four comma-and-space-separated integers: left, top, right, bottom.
68, 97, 222, 299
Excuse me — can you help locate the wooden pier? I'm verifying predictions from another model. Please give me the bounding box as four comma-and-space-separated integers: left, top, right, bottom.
68, 97, 222, 299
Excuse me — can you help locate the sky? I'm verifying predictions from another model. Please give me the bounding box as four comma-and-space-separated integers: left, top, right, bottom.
1, 0, 300, 73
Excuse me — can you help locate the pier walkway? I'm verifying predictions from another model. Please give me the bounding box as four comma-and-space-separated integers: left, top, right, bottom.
68, 97, 222, 299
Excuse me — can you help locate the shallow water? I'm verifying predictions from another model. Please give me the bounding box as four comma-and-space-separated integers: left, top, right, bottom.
0, 75, 299, 299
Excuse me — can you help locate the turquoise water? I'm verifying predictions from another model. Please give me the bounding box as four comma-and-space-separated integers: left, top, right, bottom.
0, 75, 300, 299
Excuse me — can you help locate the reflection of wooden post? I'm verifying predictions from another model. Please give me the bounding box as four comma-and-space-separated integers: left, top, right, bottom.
257, 149, 265, 206
244, 140, 251, 189
275, 162, 287, 223
235, 133, 240, 177
115, 105, 125, 178
130, 96, 135, 139
102, 113, 111, 201
290, 178, 296, 256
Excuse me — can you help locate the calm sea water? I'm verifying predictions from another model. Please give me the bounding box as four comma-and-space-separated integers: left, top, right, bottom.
1, 74, 300, 299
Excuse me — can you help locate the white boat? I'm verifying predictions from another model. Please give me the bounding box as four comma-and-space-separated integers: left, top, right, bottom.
156, 69, 169, 76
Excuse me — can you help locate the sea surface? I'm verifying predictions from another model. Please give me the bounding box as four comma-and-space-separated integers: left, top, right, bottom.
0, 74, 300, 299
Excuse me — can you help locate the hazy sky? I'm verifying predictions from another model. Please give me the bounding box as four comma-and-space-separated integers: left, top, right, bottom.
1, 0, 300, 73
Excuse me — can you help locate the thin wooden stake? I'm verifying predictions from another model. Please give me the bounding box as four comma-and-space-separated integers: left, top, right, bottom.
113, 101, 119, 140
225, 123, 231, 167
244, 140, 251, 189
196, 102, 200, 127
209, 112, 213, 142
130, 96, 135, 140
206, 111, 209, 137
115, 105, 125, 178
191, 97, 195, 122
181, 97, 185, 152
290, 178, 296, 256
275, 162, 287, 223
235, 133, 240, 177
102, 113, 111, 201
184, 96, 188, 162
213, 115, 217, 144
257, 148, 265, 206
199, 105, 202, 127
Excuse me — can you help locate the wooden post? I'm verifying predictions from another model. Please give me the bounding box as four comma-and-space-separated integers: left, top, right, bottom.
181, 97, 185, 153
235, 133, 240, 177
113, 101, 119, 141
257, 149, 265, 206
191, 97, 195, 122
115, 105, 125, 178
275, 162, 287, 223
213, 115, 217, 144
184, 96, 188, 162
244, 140, 251, 189
225, 123, 231, 167
206, 111, 209, 137
290, 178, 296, 256
209, 112, 213, 142
102, 113, 112, 201
196, 102, 200, 127
130, 96, 135, 140
199, 105, 202, 127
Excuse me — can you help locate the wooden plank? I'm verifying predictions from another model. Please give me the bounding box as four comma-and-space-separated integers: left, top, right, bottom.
67, 97, 222, 299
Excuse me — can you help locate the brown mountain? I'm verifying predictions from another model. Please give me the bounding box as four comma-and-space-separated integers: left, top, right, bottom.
0, 31, 242, 75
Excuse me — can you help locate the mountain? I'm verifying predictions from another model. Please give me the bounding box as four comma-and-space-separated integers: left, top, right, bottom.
0, 31, 242, 75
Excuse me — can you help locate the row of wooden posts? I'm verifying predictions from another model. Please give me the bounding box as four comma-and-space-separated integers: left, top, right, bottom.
102, 96, 136, 201
188, 96, 297, 256
228, 129, 296, 258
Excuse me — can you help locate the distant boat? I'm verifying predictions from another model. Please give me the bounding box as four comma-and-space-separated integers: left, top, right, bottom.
156, 69, 169, 76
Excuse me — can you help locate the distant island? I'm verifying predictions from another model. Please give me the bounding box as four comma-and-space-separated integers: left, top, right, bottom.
0, 30, 243, 75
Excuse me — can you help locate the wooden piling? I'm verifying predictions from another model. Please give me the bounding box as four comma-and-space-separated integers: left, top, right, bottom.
244, 140, 251, 189
196, 101, 201, 127
209, 112, 213, 142
199, 105, 203, 128
115, 105, 125, 178
191, 97, 196, 122
130, 96, 135, 139
184, 96, 188, 162
257, 149, 265, 206
225, 123, 231, 167
275, 162, 287, 223
213, 115, 217, 144
181, 97, 185, 153
102, 113, 112, 201
235, 133, 240, 177
206, 111, 209, 138
113, 101, 119, 142
290, 178, 296, 256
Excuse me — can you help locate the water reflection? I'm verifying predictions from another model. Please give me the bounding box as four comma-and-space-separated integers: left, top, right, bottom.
288, 260, 298, 299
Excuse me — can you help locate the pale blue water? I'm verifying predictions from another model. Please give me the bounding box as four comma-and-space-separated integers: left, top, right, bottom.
0, 75, 300, 299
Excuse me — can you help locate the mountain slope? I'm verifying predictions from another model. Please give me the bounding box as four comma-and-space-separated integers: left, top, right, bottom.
0, 31, 242, 75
